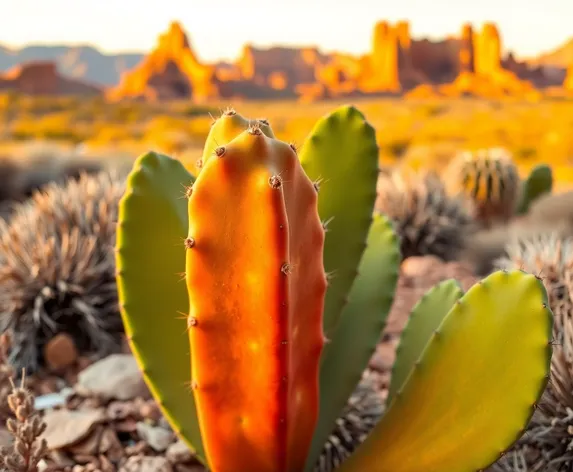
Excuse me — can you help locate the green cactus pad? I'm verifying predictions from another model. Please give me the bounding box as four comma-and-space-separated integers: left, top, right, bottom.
115, 152, 205, 461
299, 105, 379, 338
338, 270, 553, 472
517, 163, 553, 214
387, 279, 464, 404
304, 213, 400, 472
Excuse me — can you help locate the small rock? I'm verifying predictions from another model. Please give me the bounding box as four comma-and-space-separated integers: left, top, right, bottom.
44, 333, 79, 371
41, 408, 106, 450
401, 255, 442, 278
166, 439, 194, 464
76, 354, 150, 401
137, 422, 174, 452
369, 339, 399, 373
120, 455, 173, 472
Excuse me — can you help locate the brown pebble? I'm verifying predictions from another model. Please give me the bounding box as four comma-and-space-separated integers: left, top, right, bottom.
44, 333, 78, 372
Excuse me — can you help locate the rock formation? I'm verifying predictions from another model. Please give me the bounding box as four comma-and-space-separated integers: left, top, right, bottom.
565, 63, 573, 91
106, 22, 219, 102
459, 23, 475, 73
0, 61, 101, 95
5, 20, 570, 101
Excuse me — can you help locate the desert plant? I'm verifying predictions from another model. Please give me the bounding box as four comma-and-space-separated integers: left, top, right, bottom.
444, 147, 520, 226
0, 171, 126, 373
0, 374, 47, 472
516, 164, 553, 215
375, 169, 475, 261
116, 106, 553, 472
492, 234, 573, 472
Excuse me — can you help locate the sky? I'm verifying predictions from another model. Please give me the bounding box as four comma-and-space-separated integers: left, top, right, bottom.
2, 0, 571, 61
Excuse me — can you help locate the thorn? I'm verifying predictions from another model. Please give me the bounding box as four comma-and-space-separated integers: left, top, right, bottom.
223, 106, 236, 116
322, 216, 334, 232
289, 142, 298, 153
248, 123, 263, 135
281, 340, 288, 346
183, 184, 193, 199
187, 316, 198, 329
258, 118, 270, 126
196, 159, 203, 169
269, 175, 283, 189
281, 263, 292, 275
184, 238, 196, 249
214, 146, 226, 158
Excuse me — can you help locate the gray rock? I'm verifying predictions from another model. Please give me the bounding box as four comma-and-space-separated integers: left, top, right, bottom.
120, 456, 173, 472
136, 421, 173, 452
76, 354, 150, 401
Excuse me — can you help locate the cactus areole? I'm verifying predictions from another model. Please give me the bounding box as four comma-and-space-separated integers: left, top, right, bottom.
185, 124, 328, 472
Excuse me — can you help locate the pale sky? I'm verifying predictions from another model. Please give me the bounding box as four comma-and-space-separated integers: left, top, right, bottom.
2, 0, 571, 61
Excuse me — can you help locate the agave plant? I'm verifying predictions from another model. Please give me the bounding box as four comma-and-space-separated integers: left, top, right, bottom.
115, 106, 553, 472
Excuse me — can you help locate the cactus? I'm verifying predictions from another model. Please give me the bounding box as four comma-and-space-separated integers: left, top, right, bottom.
185, 123, 327, 471
116, 152, 206, 460
444, 148, 520, 226
516, 164, 553, 215
493, 234, 573, 471
314, 377, 384, 472
116, 106, 553, 472
376, 169, 475, 261
387, 279, 463, 403
338, 269, 552, 472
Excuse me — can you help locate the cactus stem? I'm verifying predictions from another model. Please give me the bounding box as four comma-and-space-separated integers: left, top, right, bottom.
269, 175, 283, 189
214, 146, 226, 158
184, 238, 196, 249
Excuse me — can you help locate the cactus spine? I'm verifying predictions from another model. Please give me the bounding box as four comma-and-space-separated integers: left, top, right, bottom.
185, 123, 327, 472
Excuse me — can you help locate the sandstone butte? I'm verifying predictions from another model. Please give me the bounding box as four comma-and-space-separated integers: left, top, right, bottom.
2, 20, 573, 101
0, 62, 101, 96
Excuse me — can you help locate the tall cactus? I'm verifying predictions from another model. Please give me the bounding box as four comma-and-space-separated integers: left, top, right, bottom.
185, 123, 327, 471
116, 106, 553, 472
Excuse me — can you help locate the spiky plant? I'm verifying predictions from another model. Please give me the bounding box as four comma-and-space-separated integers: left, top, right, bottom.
375, 169, 475, 261
444, 147, 520, 227
492, 234, 573, 472
0, 171, 126, 373
314, 376, 384, 472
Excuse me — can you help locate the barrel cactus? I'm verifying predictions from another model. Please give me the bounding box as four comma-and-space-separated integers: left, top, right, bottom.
116, 107, 553, 472
444, 147, 520, 226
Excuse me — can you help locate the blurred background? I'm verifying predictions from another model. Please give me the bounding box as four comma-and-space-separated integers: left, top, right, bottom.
1, 0, 573, 202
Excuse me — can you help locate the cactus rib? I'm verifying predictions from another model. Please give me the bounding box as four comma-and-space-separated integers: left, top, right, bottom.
115, 152, 205, 460
185, 127, 327, 472
299, 105, 380, 339
305, 213, 399, 471
387, 279, 464, 404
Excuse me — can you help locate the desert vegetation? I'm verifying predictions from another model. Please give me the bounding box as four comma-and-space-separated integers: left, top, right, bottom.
0, 97, 573, 471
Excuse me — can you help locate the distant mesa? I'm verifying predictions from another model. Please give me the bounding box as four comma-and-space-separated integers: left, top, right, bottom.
1, 20, 573, 101
0, 61, 101, 96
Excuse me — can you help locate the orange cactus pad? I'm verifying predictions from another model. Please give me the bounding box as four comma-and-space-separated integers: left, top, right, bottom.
185, 124, 327, 472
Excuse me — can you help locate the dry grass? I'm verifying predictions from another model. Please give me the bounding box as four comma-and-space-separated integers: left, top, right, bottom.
1, 94, 573, 188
